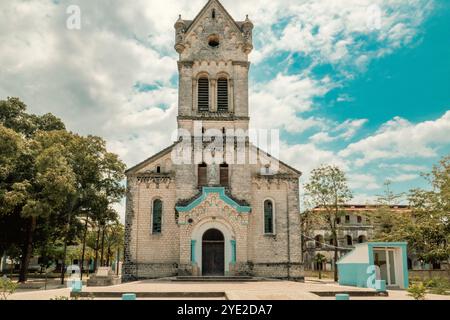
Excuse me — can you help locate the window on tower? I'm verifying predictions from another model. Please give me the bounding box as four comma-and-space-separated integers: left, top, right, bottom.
198, 77, 209, 112
198, 162, 207, 187
217, 78, 229, 112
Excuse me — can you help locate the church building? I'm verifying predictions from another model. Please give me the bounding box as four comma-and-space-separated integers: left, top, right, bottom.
123, 0, 303, 281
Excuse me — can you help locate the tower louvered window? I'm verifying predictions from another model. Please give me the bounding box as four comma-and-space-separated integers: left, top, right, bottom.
217, 78, 229, 112
198, 78, 209, 112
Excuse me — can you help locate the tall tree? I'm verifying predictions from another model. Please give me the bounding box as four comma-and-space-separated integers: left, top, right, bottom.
372, 156, 450, 269
0, 97, 126, 282
304, 165, 353, 281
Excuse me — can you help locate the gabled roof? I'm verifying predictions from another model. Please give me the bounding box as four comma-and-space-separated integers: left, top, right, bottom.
176, 187, 251, 213
184, 0, 244, 36
252, 143, 302, 176
125, 142, 178, 175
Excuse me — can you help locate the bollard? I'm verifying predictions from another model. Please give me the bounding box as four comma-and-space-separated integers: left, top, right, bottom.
71, 279, 83, 293
336, 294, 350, 300
375, 280, 386, 292
122, 293, 137, 300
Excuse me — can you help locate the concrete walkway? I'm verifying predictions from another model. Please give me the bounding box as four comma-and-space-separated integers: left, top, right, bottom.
7, 279, 450, 300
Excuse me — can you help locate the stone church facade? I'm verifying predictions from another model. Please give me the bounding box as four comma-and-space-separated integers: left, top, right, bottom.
123, 0, 303, 281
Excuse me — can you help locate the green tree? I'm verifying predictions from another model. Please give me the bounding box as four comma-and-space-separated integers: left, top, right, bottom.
0, 97, 126, 283
304, 165, 353, 281
371, 156, 450, 269
314, 253, 327, 279
407, 156, 450, 267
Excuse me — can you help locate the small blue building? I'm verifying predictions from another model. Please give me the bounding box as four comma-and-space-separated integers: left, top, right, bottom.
337, 242, 409, 289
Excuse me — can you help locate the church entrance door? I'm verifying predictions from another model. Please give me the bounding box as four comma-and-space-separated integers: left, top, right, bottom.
202, 229, 225, 276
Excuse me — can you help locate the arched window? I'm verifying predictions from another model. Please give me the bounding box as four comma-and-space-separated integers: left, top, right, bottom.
198, 163, 207, 187
357, 216, 362, 223
315, 235, 324, 249
198, 77, 209, 112
264, 200, 274, 234
358, 235, 367, 243
217, 78, 228, 112
152, 199, 162, 234
346, 235, 353, 246
156, 166, 161, 173
220, 163, 229, 187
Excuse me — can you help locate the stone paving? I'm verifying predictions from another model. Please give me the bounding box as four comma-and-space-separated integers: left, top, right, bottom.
7, 279, 450, 300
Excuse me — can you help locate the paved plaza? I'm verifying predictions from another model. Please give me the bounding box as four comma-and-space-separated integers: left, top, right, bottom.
8, 278, 450, 300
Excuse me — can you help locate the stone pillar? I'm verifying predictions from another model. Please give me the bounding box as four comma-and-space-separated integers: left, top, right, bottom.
192, 78, 197, 111
210, 78, 217, 112
229, 78, 234, 113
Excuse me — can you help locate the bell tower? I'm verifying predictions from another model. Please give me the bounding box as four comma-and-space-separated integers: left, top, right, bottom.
174, 0, 253, 134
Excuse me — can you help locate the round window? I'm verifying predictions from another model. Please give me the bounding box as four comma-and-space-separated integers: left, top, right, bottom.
208, 34, 220, 48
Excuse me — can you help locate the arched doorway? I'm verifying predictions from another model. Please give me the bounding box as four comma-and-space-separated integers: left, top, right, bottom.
202, 229, 225, 276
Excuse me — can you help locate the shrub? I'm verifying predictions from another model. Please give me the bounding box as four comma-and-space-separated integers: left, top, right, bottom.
0, 277, 18, 300
407, 282, 427, 300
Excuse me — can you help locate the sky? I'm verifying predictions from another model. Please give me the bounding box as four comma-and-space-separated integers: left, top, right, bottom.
0, 0, 449, 219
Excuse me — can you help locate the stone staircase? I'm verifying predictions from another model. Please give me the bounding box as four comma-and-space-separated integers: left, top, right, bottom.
173, 276, 258, 282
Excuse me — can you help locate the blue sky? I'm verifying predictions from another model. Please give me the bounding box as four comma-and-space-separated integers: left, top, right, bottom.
0, 0, 449, 216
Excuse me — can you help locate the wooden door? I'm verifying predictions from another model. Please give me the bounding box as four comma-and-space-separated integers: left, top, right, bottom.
202, 229, 225, 276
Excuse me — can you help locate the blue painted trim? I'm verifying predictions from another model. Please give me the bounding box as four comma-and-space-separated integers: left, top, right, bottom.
337, 263, 371, 288
368, 242, 409, 289
230, 240, 236, 264
337, 242, 409, 289
176, 187, 251, 213
191, 240, 197, 263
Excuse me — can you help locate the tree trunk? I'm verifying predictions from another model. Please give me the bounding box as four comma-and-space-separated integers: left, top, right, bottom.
94, 227, 100, 271
80, 213, 89, 280
60, 211, 72, 285
106, 244, 111, 267
18, 216, 37, 283
333, 231, 338, 282
100, 226, 105, 267
60, 240, 67, 285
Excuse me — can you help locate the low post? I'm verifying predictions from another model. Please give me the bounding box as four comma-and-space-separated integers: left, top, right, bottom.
336, 294, 350, 300
122, 293, 137, 300
375, 280, 386, 292
71, 279, 83, 293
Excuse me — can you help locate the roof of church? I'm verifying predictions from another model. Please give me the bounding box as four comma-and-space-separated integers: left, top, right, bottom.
176, 187, 251, 213
182, 0, 247, 34
125, 142, 178, 175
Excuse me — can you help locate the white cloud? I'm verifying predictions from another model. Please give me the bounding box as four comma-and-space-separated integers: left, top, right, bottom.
387, 174, 419, 183
339, 111, 450, 166
335, 119, 368, 140
250, 73, 333, 132
240, 0, 433, 69
308, 118, 367, 144
379, 163, 428, 172
348, 173, 380, 191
